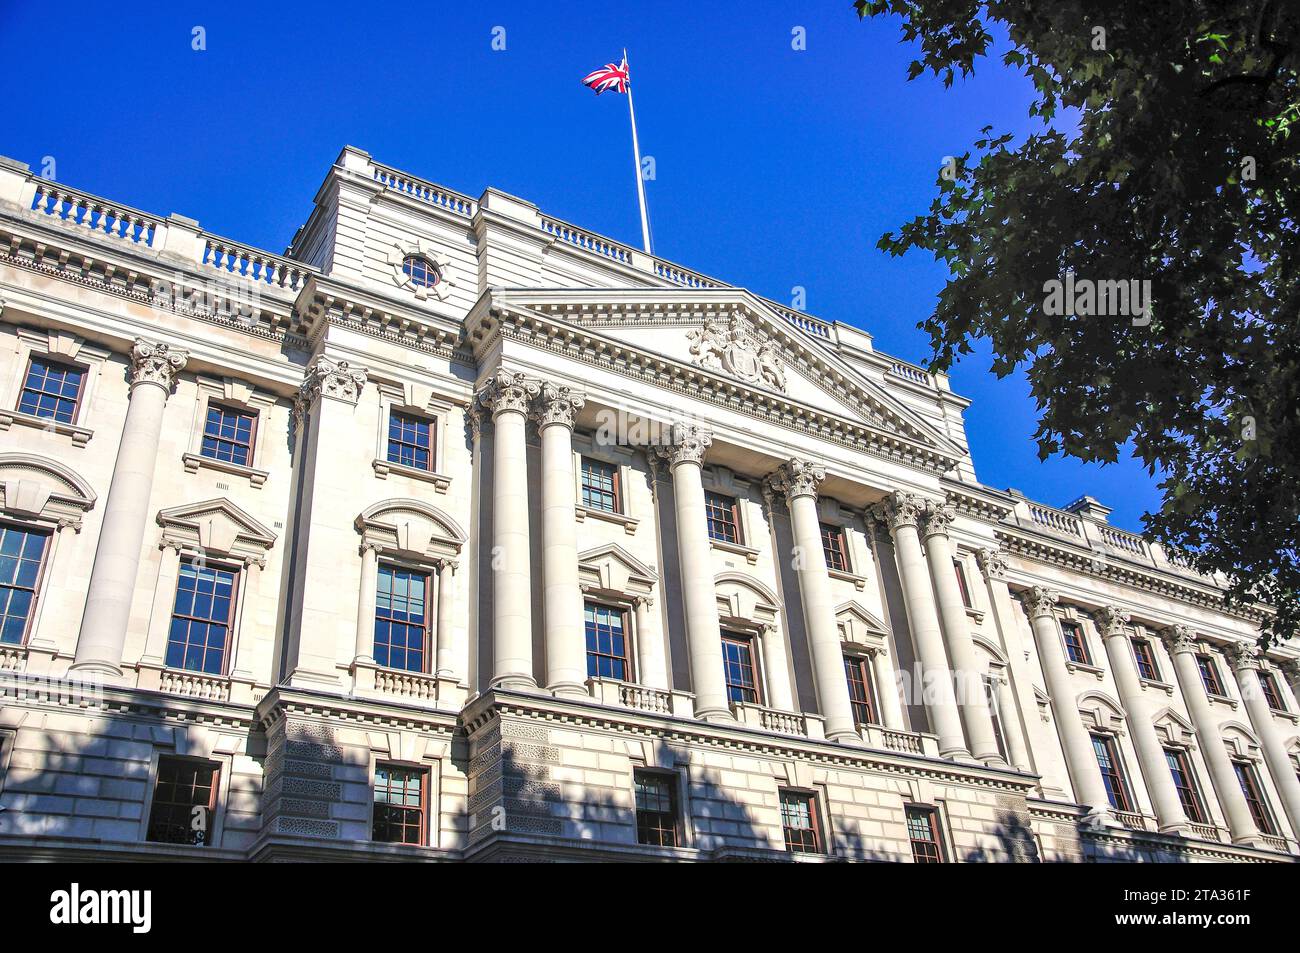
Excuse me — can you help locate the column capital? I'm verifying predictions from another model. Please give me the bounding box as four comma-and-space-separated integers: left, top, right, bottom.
919, 500, 957, 540
130, 338, 188, 391
295, 354, 367, 418
869, 491, 929, 533
1227, 641, 1263, 673
477, 368, 540, 418
1022, 585, 1060, 620
632, 593, 655, 609
652, 423, 712, 468
766, 457, 825, 502
1160, 624, 1199, 656
1095, 605, 1132, 638
975, 547, 1009, 580
531, 381, 585, 429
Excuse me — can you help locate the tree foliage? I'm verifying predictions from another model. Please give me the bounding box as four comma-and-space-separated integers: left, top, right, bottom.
856, 0, 1300, 644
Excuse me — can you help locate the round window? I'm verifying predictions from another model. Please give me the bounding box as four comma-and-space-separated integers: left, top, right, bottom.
402, 255, 441, 289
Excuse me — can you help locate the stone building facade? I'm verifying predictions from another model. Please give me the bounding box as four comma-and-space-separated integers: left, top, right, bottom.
0, 147, 1296, 862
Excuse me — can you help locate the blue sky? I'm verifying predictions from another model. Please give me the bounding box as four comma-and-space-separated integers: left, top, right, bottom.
0, 1, 1162, 531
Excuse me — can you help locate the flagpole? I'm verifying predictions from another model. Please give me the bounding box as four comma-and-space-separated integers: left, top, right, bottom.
624, 49, 653, 254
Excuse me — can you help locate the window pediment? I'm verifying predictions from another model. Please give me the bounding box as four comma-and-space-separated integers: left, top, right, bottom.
1152, 707, 1197, 748
578, 542, 656, 596
1077, 690, 1127, 734
0, 452, 97, 528
157, 498, 276, 563
356, 498, 466, 560
835, 601, 889, 649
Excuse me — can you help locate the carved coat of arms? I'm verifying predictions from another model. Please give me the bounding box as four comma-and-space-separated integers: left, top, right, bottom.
686, 313, 786, 391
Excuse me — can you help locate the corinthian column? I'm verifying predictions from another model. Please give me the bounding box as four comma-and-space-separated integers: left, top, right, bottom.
654, 425, 731, 722
1096, 606, 1187, 833
1162, 627, 1259, 845
478, 370, 540, 690
873, 492, 969, 759
1228, 642, 1300, 838
768, 458, 858, 742
1022, 587, 1114, 820
920, 501, 1003, 765
72, 339, 188, 676
532, 381, 587, 698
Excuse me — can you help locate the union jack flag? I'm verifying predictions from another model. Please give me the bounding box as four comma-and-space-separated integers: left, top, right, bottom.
581, 56, 630, 95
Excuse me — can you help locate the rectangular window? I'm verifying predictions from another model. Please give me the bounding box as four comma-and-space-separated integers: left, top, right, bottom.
720, 631, 760, 704
1061, 621, 1091, 666
984, 676, 1009, 763
820, 523, 850, 573
633, 770, 679, 847
0, 525, 49, 646
779, 790, 821, 854
579, 457, 620, 513
166, 562, 238, 675
704, 491, 742, 545
372, 763, 427, 845
953, 559, 972, 608
1233, 761, 1278, 836
387, 411, 434, 472
584, 602, 629, 680
147, 757, 219, 846
843, 655, 877, 726
18, 357, 84, 424
1132, 638, 1160, 681
1197, 654, 1225, 696
374, 566, 429, 672
905, 805, 945, 863
1257, 671, 1286, 712
200, 403, 257, 467
1163, 748, 1208, 825
1091, 734, 1134, 813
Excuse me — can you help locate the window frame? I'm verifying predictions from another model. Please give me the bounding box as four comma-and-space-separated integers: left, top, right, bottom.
778, 788, 823, 854
401, 254, 441, 290
373, 562, 433, 674
371, 761, 430, 847
1163, 746, 1208, 825
144, 754, 222, 848
905, 803, 946, 863
953, 558, 973, 609
1196, 653, 1227, 697
1257, 670, 1287, 712
164, 558, 241, 676
16, 354, 87, 425
1090, 732, 1136, 813
1060, 620, 1092, 666
843, 653, 878, 727
199, 400, 259, 468
820, 522, 851, 573
983, 674, 1009, 764
386, 408, 437, 473
0, 520, 53, 649
1131, 637, 1161, 682
583, 599, 633, 682
579, 456, 622, 515
704, 490, 743, 546
632, 768, 681, 848
1232, 759, 1279, 836
720, 629, 763, 706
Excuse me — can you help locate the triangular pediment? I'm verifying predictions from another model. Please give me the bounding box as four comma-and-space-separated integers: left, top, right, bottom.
578, 542, 657, 594
480, 288, 966, 463
157, 498, 277, 557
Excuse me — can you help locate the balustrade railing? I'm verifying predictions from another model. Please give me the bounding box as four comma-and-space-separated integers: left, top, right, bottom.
372, 164, 477, 216
374, 668, 439, 702
889, 361, 931, 386
200, 237, 313, 291
31, 181, 159, 247
160, 670, 231, 701
1026, 502, 1084, 538
541, 217, 634, 265
619, 683, 672, 714
1099, 525, 1148, 558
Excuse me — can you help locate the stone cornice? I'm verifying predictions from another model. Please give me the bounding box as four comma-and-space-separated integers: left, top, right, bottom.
464, 689, 1040, 795
468, 295, 965, 476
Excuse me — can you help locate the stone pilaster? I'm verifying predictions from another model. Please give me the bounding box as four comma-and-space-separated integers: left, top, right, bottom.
72, 339, 188, 676
1095, 606, 1187, 833
768, 458, 857, 742
653, 424, 731, 722
920, 501, 1003, 765
531, 381, 587, 698
872, 492, 969, 759
478, 370, 541, 689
